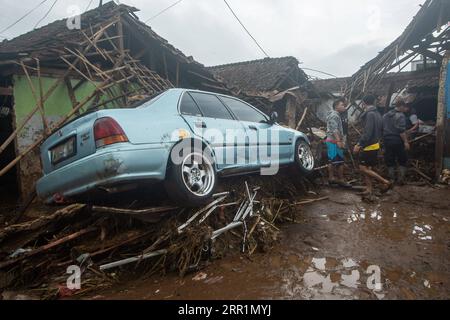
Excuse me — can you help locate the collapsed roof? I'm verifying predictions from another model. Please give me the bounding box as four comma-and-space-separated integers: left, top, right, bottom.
208, 56, 312, 96
0, 1, 236, 188
0, 1, 230, 93
346, 0, 449, 101
313, 68, 440, 97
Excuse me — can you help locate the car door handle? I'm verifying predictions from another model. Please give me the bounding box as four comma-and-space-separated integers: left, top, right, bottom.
195, 121, 207, 128
248, 125, 258, 131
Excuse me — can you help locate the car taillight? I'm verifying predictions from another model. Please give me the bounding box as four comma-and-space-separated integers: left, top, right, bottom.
94, 117, 128, 148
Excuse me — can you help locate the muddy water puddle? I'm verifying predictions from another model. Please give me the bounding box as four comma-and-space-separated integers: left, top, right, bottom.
86, 187, 450, 300
277, 256, 377, 300
343, 201, 448, 244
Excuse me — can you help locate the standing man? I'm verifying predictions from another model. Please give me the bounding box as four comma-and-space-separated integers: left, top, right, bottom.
326, 98, 351, 187
382, 100, 410, 185
353, 94, 391, 195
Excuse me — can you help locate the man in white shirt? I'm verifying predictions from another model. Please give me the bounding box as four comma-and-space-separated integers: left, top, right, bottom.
407, 107, 423, 138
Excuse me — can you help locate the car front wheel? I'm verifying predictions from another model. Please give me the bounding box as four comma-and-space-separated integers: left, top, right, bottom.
294, 139, 315, 175
165, 144, 217, 206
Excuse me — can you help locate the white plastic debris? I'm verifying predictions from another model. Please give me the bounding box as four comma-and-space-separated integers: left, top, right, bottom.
192, 272, 207, 281
9, 248, 32, 259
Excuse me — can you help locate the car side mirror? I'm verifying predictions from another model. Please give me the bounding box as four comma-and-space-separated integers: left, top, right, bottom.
269, 111, 278, 124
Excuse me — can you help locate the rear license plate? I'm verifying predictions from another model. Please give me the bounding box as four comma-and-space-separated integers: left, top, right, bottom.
51, 136, 76, 164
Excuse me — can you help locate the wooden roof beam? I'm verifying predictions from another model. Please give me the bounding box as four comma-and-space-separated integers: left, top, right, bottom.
414, 47, 444, 63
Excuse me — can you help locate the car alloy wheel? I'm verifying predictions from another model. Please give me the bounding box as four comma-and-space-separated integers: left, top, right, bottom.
181, 152, 215, 197
298, 142, 314, 171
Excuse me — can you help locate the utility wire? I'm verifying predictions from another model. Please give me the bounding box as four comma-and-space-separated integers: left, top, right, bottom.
223, 0, 269, 58
0, 0, 50, 35
145, 0, 184, 23
34, 0, 59, 29
301, 67, 338, 78
85, 0, 95, 12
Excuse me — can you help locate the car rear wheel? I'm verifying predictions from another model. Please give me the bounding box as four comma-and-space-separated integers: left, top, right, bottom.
165, 144, 217, 206
294, 139, 315, 175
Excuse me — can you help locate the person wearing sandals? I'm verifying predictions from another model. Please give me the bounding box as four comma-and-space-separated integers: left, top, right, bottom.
353, 94, 392, 196
325, 98, 351, 188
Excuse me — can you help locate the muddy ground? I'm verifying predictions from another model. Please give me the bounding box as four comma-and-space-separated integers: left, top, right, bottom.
79, 184, 450, 300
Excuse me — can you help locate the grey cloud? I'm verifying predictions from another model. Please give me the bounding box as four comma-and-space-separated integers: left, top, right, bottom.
0, 0, 425, 77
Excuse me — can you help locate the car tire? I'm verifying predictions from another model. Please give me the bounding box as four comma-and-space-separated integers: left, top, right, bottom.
294, 139, 315, 175
165, 142, 217, 207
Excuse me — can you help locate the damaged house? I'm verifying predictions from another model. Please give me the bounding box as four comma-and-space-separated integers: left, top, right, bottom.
208, 57, 321, 130
0, 2, 231, 200
345, 0, 449, 179
312, 68, 441, 123
314, 0, 449, 180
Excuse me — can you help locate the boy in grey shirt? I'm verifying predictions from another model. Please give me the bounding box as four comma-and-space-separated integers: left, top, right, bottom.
325, 98, 351, 187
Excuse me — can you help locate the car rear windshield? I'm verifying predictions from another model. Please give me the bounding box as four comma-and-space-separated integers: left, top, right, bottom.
180, 93, 202, 116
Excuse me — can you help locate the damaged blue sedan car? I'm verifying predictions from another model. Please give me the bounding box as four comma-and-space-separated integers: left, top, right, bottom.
36, 88, 314, 205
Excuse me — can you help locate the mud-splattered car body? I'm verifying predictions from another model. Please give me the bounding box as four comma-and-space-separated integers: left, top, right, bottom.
36, 88, 313, 204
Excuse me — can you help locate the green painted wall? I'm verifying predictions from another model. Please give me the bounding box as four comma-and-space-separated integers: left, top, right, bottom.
13, 75, 95, 121
12, 74, 123, 197
13, 75, 123, 122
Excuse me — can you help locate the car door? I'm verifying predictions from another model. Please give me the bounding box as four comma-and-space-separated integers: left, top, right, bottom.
179, 91, 248, 171
219, 96, 293, 169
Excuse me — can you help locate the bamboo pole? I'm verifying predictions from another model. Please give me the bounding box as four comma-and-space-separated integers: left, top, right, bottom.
0, 76, 131, 178
295, 107, 308, 130
20, 61, 51, 136
0, 21, 114, 155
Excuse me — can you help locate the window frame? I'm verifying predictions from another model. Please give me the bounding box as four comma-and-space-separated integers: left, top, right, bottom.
187, 91, 235, 120
218, 95, 269, 123
179, 91, 203, 117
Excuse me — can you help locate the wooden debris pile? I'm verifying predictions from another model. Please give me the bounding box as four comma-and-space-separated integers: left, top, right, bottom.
0, 171, 319, 299
405, 133, 436, 183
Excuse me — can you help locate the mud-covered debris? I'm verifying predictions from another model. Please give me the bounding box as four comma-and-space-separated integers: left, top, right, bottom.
0, 171, 320, 298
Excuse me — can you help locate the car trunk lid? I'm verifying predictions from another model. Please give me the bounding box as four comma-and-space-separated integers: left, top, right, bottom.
41, 112, 99, 174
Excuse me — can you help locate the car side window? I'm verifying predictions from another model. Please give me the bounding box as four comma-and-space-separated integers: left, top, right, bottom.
189, 92, 233, 120
180, 92, 202, 117
220, 96, 267, 123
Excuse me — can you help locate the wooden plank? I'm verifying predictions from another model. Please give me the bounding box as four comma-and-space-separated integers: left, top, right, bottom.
0, 87, 13, 95
117, 16, 125, 60
295, 107, 308, 130
64, 77, 79, 115
0, 226, 97, 269
414, 47, 443, 63
286, 95, 297, 129
384, 81, 395, 110
435, 52, 449, 179
91, 205, 178, 215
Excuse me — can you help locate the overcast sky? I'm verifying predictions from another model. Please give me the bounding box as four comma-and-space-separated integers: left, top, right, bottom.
0, 0, 425, 78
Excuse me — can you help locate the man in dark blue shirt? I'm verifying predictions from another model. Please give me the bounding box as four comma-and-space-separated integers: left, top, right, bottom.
353, 95, 392, 196
382, 100, 410, 185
